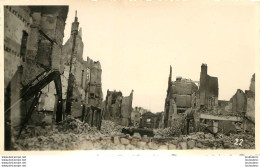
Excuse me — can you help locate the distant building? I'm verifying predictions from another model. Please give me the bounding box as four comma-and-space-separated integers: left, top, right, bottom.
140, 112, 160, 129
104, 90, 134, 126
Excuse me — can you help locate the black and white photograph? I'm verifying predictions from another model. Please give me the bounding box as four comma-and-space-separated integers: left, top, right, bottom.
2, 0, 257, 152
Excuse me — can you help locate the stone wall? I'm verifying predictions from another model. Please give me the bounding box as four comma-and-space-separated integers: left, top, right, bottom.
4, 28, 28, 140
4, 6, 31, 88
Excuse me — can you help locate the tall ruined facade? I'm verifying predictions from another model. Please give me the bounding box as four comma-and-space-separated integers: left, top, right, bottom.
4, 6, 69, 150
4, 6, 105, 150
83, 58, 103, 129
62, 14, 103, 128
104, 90, 133, 126
163, 66, 198, 128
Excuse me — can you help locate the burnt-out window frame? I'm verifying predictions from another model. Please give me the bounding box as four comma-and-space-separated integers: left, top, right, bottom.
90, 93, 95, 98
20, 30, 28, 62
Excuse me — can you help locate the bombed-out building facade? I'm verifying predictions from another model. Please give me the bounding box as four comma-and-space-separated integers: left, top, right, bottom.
4, 6, 104, 149
163, 64, 255, 135
103, 90, 134, 126
4, 6, 69, 150
62, 13, 103, 129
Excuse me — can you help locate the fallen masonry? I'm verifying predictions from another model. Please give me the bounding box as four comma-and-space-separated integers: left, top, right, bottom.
12, 118, 254, 150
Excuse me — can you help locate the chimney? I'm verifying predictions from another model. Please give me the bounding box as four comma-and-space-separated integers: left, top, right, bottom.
201, 63, 207, 76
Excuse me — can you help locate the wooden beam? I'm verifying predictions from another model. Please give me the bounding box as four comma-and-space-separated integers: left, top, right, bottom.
199, 113, 242, 122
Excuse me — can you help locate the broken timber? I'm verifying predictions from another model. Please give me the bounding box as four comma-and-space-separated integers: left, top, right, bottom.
199, 113, 242, 122
5, 70, 63, 123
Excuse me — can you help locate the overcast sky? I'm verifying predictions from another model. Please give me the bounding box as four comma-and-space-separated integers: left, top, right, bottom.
63, 0, 256, 113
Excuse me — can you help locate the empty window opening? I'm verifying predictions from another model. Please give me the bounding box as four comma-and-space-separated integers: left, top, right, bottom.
20, 30, 28, 62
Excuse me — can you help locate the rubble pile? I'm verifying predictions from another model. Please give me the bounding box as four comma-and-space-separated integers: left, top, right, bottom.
154, 128, 171, 138
12, 117, 254, 150
79, 131, 254, 150
154, 115, 186, 137
165, 132, 255, 149
13, 117, 103, 150
57, 116, 94, 134
168, 116, 186, 136
100, 120, 125, 136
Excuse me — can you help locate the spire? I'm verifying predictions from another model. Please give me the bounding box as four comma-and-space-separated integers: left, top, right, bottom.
166, 65, 172, 96
74, 10, 78, 22
168, 65, 172, 85
169, 65, 172, 79
71, 10, 79, 35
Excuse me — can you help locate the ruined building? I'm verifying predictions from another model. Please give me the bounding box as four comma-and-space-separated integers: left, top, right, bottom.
199, 64, 219, 110
61, 13, 103, 129
195, 65, 254, 134
103, 91, 122, 122
104, 90, 134, 126
162, 64, 255, 135
229, 74, 255, 132
4, 6, 104, 150
163, 66, 198, 128
140, 112, 160, 129
4, 6, 69, 150
140, 111, 163, 129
